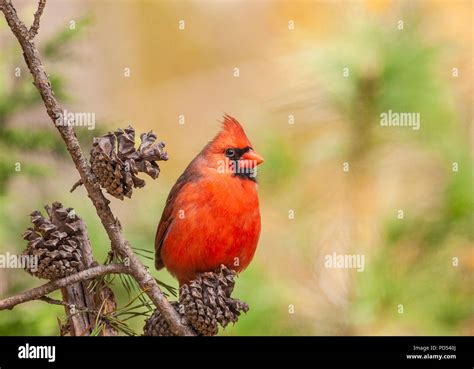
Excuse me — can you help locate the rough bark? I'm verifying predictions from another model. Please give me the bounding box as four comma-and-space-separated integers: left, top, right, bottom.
60, 219, 118, 336
0, 264, 128, 310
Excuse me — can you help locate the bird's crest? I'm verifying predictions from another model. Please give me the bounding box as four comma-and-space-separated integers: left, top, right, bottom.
210, 114, 252, 150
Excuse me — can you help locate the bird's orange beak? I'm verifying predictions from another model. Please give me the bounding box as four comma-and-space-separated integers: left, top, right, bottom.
239, 149, 264, 168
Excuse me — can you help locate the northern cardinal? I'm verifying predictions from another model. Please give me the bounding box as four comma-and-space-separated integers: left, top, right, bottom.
155, 115, 264, 285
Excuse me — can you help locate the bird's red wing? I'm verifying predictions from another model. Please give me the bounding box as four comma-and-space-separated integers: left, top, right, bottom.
154, 167, 200, 270
154, 218, 172, 270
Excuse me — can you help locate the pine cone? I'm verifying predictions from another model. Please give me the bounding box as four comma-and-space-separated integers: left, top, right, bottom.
89, 126, 168, 200
144, 266, 249, 336
179, 265, 249, 336
144, 302, 185, 336
21, 202, 85, 280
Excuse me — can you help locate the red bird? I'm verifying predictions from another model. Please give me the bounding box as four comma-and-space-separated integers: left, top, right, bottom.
155, 115, 264, 285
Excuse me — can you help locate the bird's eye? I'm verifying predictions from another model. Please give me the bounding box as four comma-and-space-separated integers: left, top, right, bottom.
225, 148, 235, 157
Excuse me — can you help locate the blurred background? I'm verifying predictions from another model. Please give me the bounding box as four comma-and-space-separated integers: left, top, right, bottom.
0, 0, 472, 335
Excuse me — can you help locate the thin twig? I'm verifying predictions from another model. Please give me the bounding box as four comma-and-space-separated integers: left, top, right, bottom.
0, 264, 129, 310
70, 178, 83, 193
39, 295, 71, 307
29, 0, 46, 39
0, 0, 195, 335
40, 296, 95, 315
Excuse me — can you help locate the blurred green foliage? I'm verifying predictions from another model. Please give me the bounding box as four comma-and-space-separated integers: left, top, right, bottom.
259, 133, 299, 190
0, 14, 99, 193
316, 15, 473, 334
43, 15, 94, 59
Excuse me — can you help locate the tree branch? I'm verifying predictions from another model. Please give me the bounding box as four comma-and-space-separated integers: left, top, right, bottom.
0, 0, 195, 335
40, 295, 74, 307
29, 0, 46, 39
0, 264, 129, 310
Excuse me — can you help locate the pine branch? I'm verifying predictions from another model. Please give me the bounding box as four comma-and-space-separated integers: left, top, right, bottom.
0, 0, 195, 336
0, 263, 129, 310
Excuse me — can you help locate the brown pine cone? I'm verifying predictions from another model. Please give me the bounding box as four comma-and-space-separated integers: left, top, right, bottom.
144, 302, 185, 336
89, 126, 168, 200
144, 266, 249, 336
21, 202, 85, 280
179, 265, 249, 336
